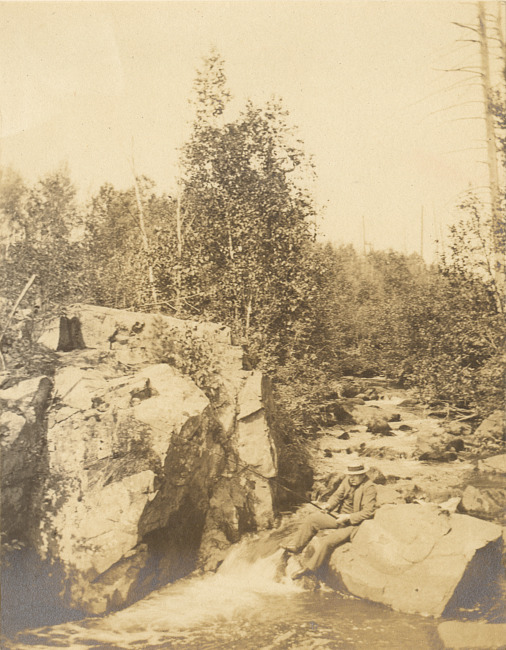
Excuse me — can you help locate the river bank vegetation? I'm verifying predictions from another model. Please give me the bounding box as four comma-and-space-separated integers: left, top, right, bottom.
1, 50, 504, 442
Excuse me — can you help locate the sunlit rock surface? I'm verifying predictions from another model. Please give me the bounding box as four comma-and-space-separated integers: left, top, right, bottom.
461, 485, 506, 520
473, 410, 504, 442
38, 303, 232, 362
2, 304, 279, 615
328, 503, 503, 617
438, 621, 506, 649
478, 454, 506, 474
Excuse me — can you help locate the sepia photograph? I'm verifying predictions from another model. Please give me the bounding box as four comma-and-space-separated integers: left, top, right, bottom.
0, 1, 505, 648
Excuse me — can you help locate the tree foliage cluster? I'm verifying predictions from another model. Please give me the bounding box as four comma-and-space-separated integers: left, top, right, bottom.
0, 51, 503, 436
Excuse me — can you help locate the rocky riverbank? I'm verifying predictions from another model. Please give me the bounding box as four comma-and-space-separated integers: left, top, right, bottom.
310, 379, 505, 526
1, 305, 504, 635
297, 377, 505, 622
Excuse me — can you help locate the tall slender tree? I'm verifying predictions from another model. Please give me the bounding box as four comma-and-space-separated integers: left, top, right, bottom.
176, 51, 317, 343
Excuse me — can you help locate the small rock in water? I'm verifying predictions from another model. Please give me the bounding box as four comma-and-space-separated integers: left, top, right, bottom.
473, 410, 505, 442
478, 454, 506, 473
428, 410, 448, 419
389, 413, 401, 422
447, 421, 472, 437
438, 621, 506, 649
398, 398, 419, 407
367, 466, 387, 485
419, 451, 458, 462
398, 424, 412, 432
461, 485, 505, 518
340, 382, 362, 398
367, 416, 392, 435
437, 496, 461, 513
424, 486, 456, 503
462, 486, 492, 514
445, 438, 465, 452
300, 574, 320, 591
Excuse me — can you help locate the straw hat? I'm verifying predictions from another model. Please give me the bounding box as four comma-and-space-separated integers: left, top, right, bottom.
345, 460, 368, 475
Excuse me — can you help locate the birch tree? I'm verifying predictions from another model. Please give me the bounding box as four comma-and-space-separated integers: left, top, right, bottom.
176, 51, 317, 343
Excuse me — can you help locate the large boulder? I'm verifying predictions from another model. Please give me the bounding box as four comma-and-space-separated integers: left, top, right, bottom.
328, 503, 503, 617
38, 303, 232, 364
38, 356, 220, 614
3, 305, 279, 616
236, 374, 277, 513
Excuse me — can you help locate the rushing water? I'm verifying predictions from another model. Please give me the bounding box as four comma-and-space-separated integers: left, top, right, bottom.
4, 522, 504, 650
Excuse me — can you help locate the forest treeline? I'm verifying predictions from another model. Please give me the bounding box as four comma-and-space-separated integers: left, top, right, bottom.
1, 51, 504, 439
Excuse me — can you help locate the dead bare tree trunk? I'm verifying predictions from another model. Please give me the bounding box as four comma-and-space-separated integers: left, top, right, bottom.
128, 151, 159, 312
175, 192, 183, 315
478, 2, 504, 306
245, 292, 253, 340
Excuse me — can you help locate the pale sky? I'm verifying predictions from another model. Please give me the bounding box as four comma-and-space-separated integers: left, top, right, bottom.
0, 1, 501, 259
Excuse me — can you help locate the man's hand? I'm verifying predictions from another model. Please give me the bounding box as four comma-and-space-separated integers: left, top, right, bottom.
333, 514, 351, 525
310, 501, 328, 510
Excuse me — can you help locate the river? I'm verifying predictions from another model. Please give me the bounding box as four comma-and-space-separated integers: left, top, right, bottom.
3, 524, 505, 650
2, 386, 505, 649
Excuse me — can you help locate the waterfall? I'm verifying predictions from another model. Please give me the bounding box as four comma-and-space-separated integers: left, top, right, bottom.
5, 530, 306, 650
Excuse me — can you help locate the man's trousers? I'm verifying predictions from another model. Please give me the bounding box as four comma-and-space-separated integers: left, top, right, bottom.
290, 512, 354, 572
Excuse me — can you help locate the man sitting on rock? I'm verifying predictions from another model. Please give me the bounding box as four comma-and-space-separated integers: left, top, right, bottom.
283, 459, 377, 579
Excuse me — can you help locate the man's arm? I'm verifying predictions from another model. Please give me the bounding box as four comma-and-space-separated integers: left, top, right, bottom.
348, 482, 377, 526
324, 480, 347, 511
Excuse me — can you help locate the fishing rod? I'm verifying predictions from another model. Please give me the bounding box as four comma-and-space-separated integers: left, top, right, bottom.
49, 394, 341, 520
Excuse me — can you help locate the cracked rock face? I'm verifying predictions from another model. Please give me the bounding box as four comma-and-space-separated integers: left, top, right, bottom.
0, 376, 52, 540
2, 305, 279, 615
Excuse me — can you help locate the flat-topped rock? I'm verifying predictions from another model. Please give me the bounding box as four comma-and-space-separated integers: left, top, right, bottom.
38, 303, 233, 365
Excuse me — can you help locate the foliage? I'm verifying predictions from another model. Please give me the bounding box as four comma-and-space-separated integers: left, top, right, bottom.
265, 236, 504, 419
0, 167, 90, 317
149, 318, 222, 402
174, 51, 317, 339
271, 361, 344, 437
1, 48, 503, 441
190, 47, 232, 122
84, 179, 171, 312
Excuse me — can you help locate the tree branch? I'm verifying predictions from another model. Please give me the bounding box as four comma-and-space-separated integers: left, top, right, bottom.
0, 274, 37, 370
